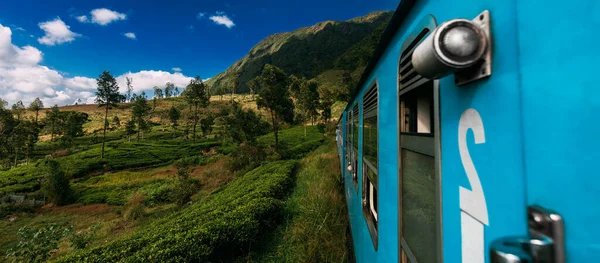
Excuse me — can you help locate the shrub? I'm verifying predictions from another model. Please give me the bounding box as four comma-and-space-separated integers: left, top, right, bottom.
124, 193, 146, 220
41, 159, 71, 206
227, 143, 266, 172
171, 159, 200, 206
316, 123, 326, 133
5, 224, 71, 262
57, 160, 298, 263
0, 202, 35, 218
69, 224, 100, 249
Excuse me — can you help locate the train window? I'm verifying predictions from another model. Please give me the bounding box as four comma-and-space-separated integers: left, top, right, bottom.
352, 104, 359, 191
362, 82, 378, 248
398, 15, 440, 263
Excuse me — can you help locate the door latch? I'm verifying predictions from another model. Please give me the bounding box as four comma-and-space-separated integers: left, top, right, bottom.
490, 205, 565, 263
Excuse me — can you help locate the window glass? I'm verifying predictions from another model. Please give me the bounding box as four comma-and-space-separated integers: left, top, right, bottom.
401, 149, 438, 263
363, 114, 377, 167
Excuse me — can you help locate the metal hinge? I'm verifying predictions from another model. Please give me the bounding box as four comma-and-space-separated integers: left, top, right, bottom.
490, 205, 565, 263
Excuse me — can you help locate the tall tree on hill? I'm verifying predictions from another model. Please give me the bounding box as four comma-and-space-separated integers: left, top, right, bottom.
126, 77, 133, 102
46, 105, 60, 141
28, 97, 44, 123
183, 76, 210, 143
96, 70, 125, 159
165, 82, 175, 98
23, 120, 40, 164
125, 120, 136, 142
256, 64, 294, 147
298, 79, 320, 136
168, 106, 181, 139
231, 73, 240, 102
132, 91, 151, 141
246, 79, 259, 100
154, 86, 164, 98
0, 109, 17, 167
11, 100, 25, 120
318, 84, 336, 122
174, 86, 180, 97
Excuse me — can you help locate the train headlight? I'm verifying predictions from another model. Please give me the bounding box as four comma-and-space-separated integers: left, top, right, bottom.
411, 10, 492, 85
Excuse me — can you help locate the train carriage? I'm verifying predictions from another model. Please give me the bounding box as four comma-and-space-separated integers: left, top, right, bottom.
336, 0, 600, 262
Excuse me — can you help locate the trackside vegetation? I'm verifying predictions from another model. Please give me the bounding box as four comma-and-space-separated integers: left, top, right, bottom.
56, 160, 298, 262
243, 138, 349, 262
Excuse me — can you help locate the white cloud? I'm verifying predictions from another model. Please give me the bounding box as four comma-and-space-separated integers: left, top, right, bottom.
37, 18, 81, 46
116, 70, 193, 94
63, 76, 97, 90
124, 32, 136, 39
209, 14, 235, 28
76, 15, 88, 23
0, 24, 199, 107
90, 8, 127, 26
172, 67, 181, 72
15, 27, 25, 31
215, 11, 225, 15
0, 24, 101, 106
196, 12, 206, 19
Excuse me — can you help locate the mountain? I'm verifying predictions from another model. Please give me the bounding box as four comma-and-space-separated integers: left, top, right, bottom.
206, 11, 393, 96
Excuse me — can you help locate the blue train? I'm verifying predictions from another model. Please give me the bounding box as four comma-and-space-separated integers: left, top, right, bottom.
335, 0, 600, 262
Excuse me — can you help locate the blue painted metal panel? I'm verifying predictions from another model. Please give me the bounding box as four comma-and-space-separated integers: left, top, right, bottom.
518, 0, 600, 261
340, 0, 600, 261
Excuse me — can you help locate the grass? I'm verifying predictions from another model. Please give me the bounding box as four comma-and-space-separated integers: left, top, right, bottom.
241, 137, 349, 263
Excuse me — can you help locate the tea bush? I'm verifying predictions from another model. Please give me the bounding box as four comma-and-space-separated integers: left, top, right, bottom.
0, 141, 219, 196
56, 160, 298, 263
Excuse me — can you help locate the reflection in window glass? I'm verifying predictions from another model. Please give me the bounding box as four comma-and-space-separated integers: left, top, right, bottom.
363, 114, 377, 167
401, 149, 438, 263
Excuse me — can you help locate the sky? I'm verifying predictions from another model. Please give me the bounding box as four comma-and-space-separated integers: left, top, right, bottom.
0, 0, 397, 107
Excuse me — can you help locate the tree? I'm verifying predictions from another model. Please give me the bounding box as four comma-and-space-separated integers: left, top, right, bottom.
112, 115, 121, 127
10, 121, 29, 167
132, 91, 151, 141
183, 76, 210, 143
60, 112, 88, 147
125, 120, 136, 142
318, 84, 336, 122
0, 109, 17, 167
45, 105, 60, 141
41, 159, 71, 206
247, 79, 259, 100
256, 64, 294, 147
95, 70, 125, 159
224, 102, 270, 144
126, 77, 133, 102
11, 100, 25, 120
231, 73, 240, 101
298, 79, 320, 129
168, 106, 181, 138
200, 115, 214, 137
154, 86, 164, 99
0, 96, 7, 109
165, 82, 175, 98
174, 86, 180, 97
28, 97, 44, 123
22, 120, 39, 164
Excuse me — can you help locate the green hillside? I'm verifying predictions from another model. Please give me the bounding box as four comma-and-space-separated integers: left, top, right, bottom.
206, 11, 393, 96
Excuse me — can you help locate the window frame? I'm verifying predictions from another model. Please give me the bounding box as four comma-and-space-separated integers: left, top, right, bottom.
362, 80, 379, 250
396, 14, 443, 263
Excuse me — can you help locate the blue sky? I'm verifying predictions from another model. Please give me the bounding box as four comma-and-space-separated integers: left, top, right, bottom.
0, 0, 396, 106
